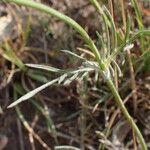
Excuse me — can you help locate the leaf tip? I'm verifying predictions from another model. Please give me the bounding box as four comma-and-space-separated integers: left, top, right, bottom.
7, 101, 18, 108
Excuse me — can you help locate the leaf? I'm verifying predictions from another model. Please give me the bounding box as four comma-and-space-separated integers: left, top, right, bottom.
8, 77, 59, 108
26, 63, 62, 73
82, 61, 99, 70
27, 71, 48, 83
13, 83, 58, 142
54, 145, 80, 150
61, 50, 87, 61
63, 73, 79, 85
96, 31, 104, 47
71, 67, 94, 74
0, 42, 25, 70
103, 6, 117, 49
112, 61, 122, 77
58, 73, 68, 84
78, 72, 88, 82
124, 16, 131, 42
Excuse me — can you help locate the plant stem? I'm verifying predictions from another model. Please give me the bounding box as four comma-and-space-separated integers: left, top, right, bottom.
90, 0, 147, 148
106, 78, 147, 150
4, 0, 147, 149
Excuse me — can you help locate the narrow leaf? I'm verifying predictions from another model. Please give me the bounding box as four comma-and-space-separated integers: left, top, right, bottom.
55, 145, 80, 150
61, 50, 87, 61
8, 78, 59, 108
26, 63, 62, 73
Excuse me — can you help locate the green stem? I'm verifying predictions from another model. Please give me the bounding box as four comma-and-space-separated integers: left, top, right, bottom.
106, 79, 147, 150
4, 0, 147, 149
